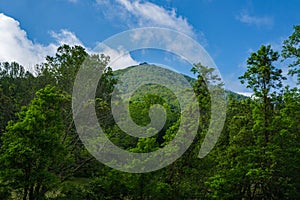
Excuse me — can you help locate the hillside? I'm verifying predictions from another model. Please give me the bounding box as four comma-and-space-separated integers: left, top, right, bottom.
113, 63, 247, 100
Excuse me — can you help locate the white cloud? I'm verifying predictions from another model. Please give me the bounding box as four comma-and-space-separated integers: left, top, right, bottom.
0, 13, 87, 71
223, 72, 245, 92
94, 0, 212, 71
67, 0, 78, 3
97, 0, 197, 38
94, 0, 215, 71
0, 13, 138, 72
50, 29, 84, 46
94, 43, 139, 70
236, 92, 253, 97
95, 0, 110, 5
236, 10, 273, 27
0, 13, 57, 71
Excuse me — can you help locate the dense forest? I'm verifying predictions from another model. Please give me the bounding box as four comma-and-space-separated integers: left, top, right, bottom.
0, 26, 299, 200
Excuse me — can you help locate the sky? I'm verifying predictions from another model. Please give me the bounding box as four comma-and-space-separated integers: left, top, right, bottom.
0, 0, 300, 95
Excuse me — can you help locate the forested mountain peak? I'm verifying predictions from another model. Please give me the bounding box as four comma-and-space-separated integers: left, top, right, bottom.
113, 63, 247, 100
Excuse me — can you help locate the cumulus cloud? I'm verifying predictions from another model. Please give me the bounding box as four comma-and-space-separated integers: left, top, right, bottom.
94, 44, 139, 70
94, 0, 211, 70
236, 10, 273, 27
50, 29, 84, 46
0, 0, 208, 73
0, 13, 138, 72
0, 13, 57, 71
96, 0, 197, 39
0, 13, 87, 71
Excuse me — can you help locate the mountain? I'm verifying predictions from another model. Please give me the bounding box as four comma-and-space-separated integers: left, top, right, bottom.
112, 63, 247, 100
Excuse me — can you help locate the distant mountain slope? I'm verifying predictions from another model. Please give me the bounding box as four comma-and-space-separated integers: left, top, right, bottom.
112, 63, 247, 100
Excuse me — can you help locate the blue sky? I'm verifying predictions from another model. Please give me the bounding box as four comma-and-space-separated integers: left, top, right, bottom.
0, 0, 299, 94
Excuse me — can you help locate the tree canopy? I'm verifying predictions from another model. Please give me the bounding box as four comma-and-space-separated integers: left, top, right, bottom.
0, 25, 300, 199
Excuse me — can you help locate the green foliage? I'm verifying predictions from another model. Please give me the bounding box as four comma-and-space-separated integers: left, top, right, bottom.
0, 86, 69, 199
239, 45, 286, 99
0, 31, 300, 199
206, 44, 299, 199
282, 25, 300, 82
36, 45, 88, 93
239, 44, 286, 143
0, 62, 36, 134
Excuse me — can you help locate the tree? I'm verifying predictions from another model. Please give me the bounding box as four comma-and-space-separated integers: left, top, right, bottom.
0, 86, 69, 200
282, 25, 300, 82
207, 45, 288, 199
35, 47, 115, 181
205, 97, 256, 199
239, 44, 286, 143
35, 44, 88, 94
0, 86, 13, 135
271, 88, 300, 198
0, 62, 36, 130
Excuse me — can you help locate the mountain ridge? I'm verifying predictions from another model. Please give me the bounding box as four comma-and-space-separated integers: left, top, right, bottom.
112, 63, 247, 100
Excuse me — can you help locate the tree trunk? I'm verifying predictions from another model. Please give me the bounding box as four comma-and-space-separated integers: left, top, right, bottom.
23, 186, 28, 200
29, 185, 34, 200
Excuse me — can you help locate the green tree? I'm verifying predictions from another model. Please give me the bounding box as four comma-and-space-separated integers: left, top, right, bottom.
282, 25, 300, 82
35, 47, 115, 181
0, 62, 36, 131
35, 44, 88, 93
0, 86, 13, 135
0, 86, 69, 200
271, 88, 300, 198
206, 98, 257, 199
239, 44, 286, 143
238, 45, 287, 198
207, 45, 288, 199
